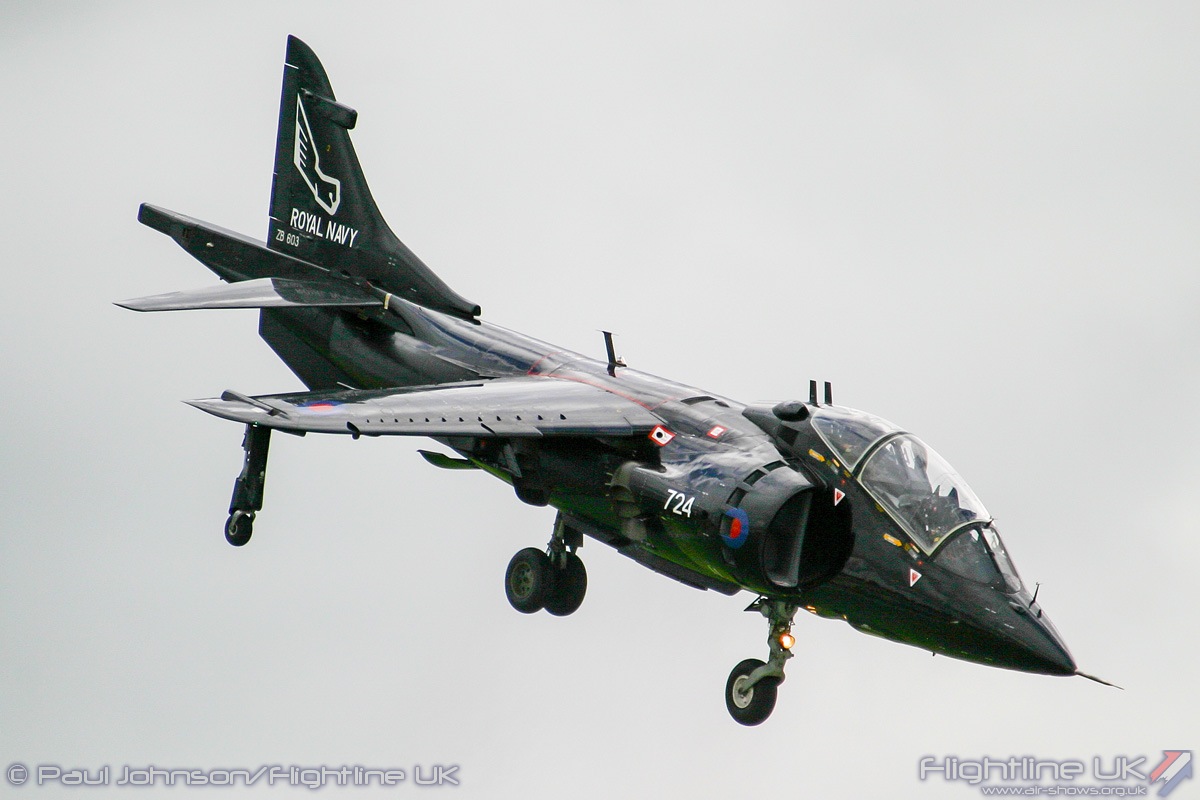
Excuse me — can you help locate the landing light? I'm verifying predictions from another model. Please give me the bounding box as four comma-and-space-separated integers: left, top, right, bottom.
779, 632, 796, 650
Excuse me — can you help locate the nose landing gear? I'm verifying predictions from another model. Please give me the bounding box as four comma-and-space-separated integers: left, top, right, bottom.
504, 514, 588, 616
725, 598, 798, 725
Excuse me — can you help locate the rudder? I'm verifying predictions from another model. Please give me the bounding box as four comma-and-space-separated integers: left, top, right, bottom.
268, 35, 480, 319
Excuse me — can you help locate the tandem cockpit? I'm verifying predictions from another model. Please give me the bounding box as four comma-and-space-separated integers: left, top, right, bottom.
809, 406, 1024, 594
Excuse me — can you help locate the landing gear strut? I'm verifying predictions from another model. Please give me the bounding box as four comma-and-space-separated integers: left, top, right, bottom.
504, 514, 587, 616
725, 598, 798, 725
225, 424, 271, 547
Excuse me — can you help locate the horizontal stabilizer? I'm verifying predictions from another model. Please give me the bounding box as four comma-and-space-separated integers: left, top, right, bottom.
185, 376, 663, 439
137, 203, 335, 285
116, 277, 380, 312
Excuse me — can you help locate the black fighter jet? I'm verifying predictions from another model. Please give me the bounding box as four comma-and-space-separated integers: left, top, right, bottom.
123, 36, 1105, 725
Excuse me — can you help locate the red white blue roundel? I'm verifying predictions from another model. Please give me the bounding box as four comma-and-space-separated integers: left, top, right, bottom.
722, 508, 751, 549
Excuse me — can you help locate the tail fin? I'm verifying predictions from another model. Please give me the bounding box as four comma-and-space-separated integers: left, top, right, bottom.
268, 35, 480, 320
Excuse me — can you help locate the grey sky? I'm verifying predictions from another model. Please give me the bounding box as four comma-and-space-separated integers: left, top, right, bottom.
2, 2, 1197, 798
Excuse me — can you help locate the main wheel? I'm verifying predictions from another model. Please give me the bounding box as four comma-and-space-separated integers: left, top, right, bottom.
225, 510, 254, 547
725, 658, 778, 726
505, 548, 553, 613
544, 553, 587, 617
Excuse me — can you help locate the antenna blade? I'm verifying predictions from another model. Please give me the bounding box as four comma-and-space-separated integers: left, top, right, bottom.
603, 331, 619, 377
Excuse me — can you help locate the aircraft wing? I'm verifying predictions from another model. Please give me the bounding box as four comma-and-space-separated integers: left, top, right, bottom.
116, 277, 380, 312
186, 377, 663, 438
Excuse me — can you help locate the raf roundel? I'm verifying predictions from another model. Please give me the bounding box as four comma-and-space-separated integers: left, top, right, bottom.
722, 508, 751, 549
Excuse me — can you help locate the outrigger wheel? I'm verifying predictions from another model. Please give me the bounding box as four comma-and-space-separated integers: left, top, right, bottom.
725, 598, 799, 726
225, 510, 254, 547
225, 423, 271, 547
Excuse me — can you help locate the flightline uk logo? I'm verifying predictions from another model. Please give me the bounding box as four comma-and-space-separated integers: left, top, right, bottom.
918, 750, 1192, 797
1152, 752, 1194, 797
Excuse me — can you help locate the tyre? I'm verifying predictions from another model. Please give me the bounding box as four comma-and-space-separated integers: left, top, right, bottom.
225, 511, 254, 547
725, 658, 778, 726
544, 553, 587, 617
505, 547, 552, 613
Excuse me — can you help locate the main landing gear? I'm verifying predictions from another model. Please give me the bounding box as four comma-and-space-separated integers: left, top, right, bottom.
725, 598, 799, 726
504, 516, 587, 616
225, 424, 271, 547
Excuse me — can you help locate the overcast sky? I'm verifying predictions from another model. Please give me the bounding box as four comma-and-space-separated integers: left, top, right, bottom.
2, 3, 1197, 798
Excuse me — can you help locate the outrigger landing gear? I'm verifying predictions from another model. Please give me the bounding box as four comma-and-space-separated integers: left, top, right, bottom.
504, 514, 588, 616
725, 598, 799, 726
225, 424, 271, 547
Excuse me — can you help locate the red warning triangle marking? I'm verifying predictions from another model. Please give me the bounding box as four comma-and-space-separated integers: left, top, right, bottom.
648, 425, 675, 447
909, 569, 922, 587
833, 488, 845, 506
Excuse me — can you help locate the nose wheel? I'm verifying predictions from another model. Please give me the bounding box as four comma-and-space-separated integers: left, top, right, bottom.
724, 598, 798, 726
726, 658, 778, 725
504, 514, 587, 616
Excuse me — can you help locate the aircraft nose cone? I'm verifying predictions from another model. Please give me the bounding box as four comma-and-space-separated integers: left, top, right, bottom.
1004, 602, 1076, 676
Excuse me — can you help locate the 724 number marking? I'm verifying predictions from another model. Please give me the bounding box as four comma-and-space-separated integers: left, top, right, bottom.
664, 489, 695, 518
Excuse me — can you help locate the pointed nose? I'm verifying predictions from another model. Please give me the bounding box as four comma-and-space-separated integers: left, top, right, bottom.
1001, 601, 1076, 675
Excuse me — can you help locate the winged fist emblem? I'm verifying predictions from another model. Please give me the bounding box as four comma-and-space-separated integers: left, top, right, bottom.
293, 95, 342, 215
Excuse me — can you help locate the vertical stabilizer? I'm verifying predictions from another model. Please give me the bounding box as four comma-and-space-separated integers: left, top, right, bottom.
268, 35, 480, 319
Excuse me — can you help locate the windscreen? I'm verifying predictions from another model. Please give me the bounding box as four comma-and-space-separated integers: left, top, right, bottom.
934, 525, 1023, 593
810, 407, 901, 471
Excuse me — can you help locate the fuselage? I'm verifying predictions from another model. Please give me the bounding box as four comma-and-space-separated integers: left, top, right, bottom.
259, 297, 1077, 678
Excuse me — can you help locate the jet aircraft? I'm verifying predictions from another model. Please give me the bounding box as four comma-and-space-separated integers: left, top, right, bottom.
124, 36, 1105, 725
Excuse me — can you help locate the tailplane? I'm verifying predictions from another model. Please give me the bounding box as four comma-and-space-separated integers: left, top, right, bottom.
268, 35, 479, 319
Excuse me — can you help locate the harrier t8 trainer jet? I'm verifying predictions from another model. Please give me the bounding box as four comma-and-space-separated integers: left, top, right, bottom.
124, 36, 1100, 724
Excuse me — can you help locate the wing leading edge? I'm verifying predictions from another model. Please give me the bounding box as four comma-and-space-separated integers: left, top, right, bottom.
186, 376, 663, 439
116, 277, 380, 312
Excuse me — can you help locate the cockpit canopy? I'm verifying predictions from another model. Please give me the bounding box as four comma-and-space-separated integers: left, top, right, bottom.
809, 405, 900, 471
811, 408, 988, 552
807, 405, 1031, 595
859, 434, 990, 552
810, 406, 1023, 593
